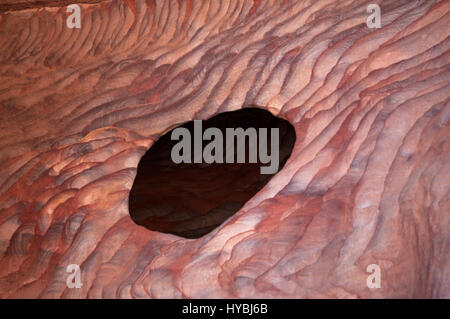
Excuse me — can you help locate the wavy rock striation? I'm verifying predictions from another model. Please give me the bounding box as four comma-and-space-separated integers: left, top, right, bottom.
0, 0, 449, 298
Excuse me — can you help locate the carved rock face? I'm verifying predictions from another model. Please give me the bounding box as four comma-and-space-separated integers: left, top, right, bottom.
0, 0, 448, 298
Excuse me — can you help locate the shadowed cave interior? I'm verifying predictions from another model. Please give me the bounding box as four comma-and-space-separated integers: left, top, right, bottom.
129, 108, 296, 238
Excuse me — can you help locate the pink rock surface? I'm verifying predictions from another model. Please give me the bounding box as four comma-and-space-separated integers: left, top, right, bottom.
0, 0, 448, 298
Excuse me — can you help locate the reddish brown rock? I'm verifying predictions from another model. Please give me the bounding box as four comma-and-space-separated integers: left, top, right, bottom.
0, 0, 448, 298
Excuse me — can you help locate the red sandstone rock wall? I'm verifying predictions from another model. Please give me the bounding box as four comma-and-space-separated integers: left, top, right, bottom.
0, 0, 448, 298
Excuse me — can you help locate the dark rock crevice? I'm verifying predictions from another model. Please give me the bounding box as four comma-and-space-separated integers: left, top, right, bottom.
129, 108, 296, 238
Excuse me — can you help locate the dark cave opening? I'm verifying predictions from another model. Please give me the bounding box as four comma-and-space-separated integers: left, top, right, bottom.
129, 108, 296, 239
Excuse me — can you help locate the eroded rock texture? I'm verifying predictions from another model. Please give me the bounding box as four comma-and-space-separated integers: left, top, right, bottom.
0, 0, 449, 298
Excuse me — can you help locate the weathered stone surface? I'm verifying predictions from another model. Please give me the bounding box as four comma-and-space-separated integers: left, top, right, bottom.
0, 0, 448, 298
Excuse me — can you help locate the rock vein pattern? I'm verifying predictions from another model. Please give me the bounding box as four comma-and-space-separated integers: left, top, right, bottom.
0, 0, 449, 298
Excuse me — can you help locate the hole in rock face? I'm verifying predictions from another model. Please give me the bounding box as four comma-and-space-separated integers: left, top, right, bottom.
129, 108, 296, 239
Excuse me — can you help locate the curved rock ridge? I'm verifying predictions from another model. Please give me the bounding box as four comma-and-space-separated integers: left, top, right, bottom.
0, 0, 448, 298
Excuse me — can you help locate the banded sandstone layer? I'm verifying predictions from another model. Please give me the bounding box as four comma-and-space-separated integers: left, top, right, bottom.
0, 0, 449, 298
